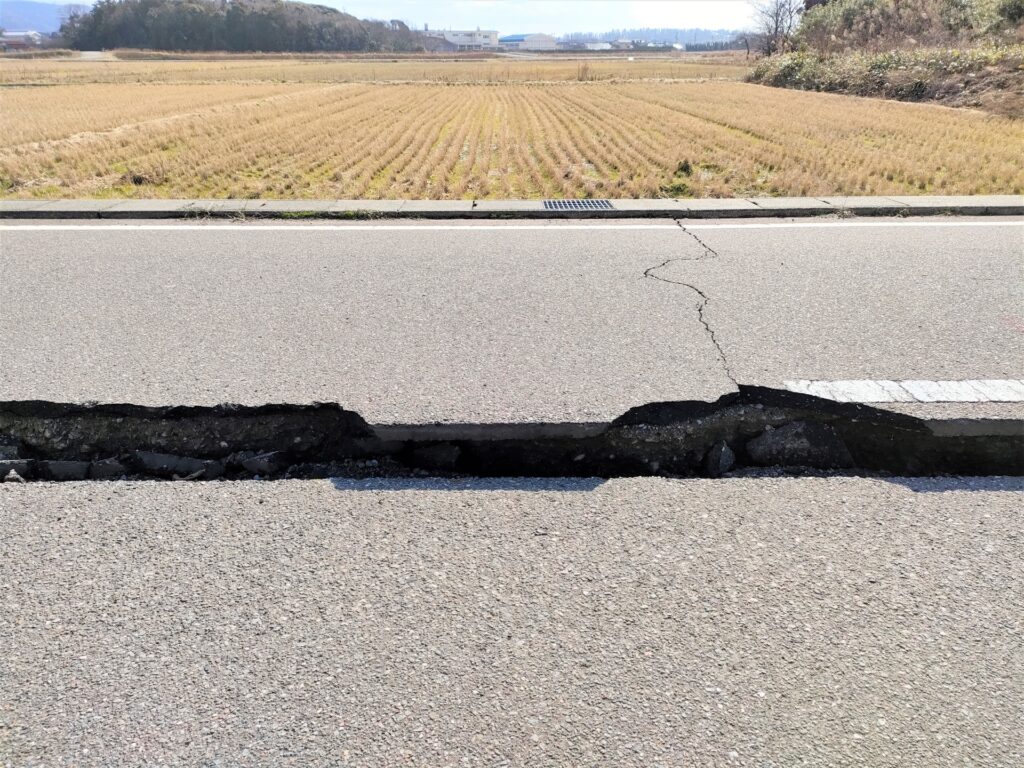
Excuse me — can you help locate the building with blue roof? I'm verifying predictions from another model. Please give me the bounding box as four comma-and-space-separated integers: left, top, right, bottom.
498, 33, 558, 51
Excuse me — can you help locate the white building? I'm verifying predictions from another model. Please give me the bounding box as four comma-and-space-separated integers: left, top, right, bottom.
585, 41, 612, 51
423, 28, 499, 50
0, 30, 43, 50
499, 33, 558, 51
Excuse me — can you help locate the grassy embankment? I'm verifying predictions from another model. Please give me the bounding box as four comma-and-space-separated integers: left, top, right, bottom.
748, 44, 1024, 116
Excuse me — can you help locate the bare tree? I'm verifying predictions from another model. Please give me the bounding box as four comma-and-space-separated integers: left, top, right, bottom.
751, 0, 803, 55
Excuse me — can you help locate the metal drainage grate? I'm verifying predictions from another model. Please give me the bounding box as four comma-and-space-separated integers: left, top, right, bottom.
543, 199, 614, 211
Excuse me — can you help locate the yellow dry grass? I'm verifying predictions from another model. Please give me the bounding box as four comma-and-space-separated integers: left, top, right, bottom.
0, 55, 749, 85
0, 82, 294, 145
1, 58, 1021, 199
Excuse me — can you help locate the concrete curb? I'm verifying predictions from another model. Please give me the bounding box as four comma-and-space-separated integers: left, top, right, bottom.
0, 195, 1021, 220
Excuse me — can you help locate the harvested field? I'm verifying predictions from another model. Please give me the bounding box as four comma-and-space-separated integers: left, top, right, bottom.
0, 55, 749, 85
1, 58, 1021, 199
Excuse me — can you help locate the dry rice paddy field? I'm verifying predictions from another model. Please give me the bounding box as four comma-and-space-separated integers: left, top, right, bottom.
1, 55, 1021, 199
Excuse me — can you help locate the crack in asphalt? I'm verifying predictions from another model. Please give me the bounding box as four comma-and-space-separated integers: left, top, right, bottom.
641, 221, 737, 387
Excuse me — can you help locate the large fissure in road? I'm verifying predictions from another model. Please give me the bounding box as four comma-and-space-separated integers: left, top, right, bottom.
1, 387, 1020, 481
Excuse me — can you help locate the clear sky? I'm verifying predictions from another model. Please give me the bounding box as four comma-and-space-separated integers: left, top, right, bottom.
328, 1, 756, 35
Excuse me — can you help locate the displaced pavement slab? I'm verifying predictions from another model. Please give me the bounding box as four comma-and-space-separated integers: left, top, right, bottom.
0, 219, 730, 423
1, 476, 1021, 766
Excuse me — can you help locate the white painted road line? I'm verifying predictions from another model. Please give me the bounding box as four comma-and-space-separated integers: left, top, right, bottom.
1, 224, 681, 231
1, 221, 1023, 232
785, 379, 1024, 403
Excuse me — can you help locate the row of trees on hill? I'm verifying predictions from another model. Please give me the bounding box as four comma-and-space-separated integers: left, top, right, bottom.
60, 0, 424, 52
753, 0, 1023, 55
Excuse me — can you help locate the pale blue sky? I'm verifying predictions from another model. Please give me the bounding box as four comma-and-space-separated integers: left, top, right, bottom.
328, 1, 755, 34
31, 0, 757, 34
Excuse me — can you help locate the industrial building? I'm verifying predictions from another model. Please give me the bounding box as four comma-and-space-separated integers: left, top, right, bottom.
498, 33, 558, 51
0, 31, 43, 51
422, 28, 499, 51
559, 40, 614, 51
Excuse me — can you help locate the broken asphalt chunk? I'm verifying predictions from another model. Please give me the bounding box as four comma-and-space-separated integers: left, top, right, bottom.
89, 457, 129, 480
133, 452, 223, 480
239, 451, 289, 476
38, 460, 90, 481
746, 421, 854, 470
704, 441, 736, 478
1, 459, 33, 481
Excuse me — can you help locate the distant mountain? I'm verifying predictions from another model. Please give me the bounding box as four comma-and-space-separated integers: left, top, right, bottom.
561, 28, 739, 45
0, 1, 89, 33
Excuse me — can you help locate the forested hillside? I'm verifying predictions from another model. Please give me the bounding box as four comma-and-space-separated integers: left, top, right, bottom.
60, 0, 424, 52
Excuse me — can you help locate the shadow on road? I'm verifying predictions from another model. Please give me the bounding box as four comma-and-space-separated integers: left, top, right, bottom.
329, 476, 1024, 494
330, 477, 607, 493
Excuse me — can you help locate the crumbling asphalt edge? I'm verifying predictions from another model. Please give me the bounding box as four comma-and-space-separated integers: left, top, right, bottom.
2, 391, 1020, 482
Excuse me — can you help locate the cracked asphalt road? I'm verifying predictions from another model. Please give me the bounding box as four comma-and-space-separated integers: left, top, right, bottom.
0, 217, 1020, 423
656, 219, 1024, 392
0, 219, 725, 423
643, 224, 737, 387
2, 217, 1022, 767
